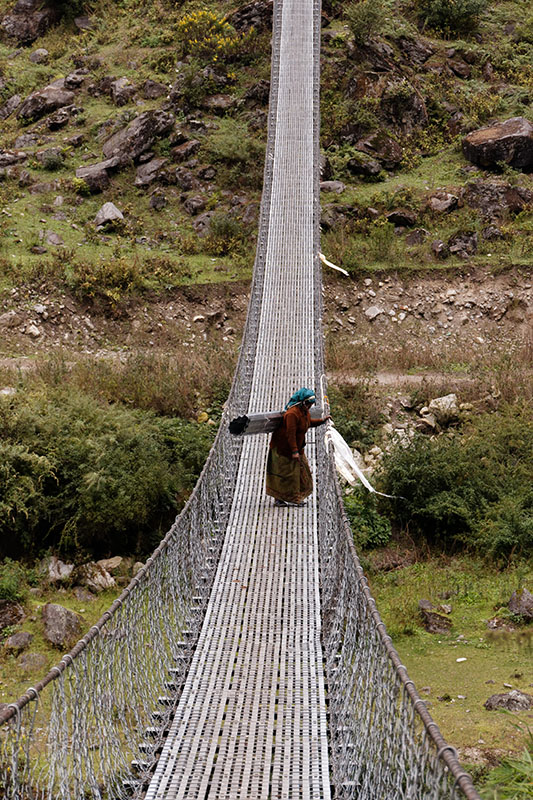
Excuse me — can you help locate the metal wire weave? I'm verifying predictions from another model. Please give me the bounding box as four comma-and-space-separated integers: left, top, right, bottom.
0, 1, 480, 798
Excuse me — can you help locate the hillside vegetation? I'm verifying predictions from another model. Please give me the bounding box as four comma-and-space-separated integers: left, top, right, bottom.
0, 0, 532, 791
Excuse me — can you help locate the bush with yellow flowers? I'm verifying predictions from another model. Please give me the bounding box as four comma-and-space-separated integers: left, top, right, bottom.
176, 9, 255, 63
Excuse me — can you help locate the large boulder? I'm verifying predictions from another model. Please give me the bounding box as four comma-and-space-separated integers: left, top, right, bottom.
110, 77, 136, 106
102, 110, 175, 165
4, 631, 33, 654
94, 202, 124, 228
75, 158, 120, 193
380, 81, 427, 133
419, 599, 452, 633
42, 603, 81, 648
1, 0, 60, 44
484, 690, 533, 711
355, 131, 403, 170
17, 84, 75, 123
508, 588, 533, 619
43, 555, 74, 585
229, 0, 273, 32
74, 562, 116, 592
0, 94, 22, 119
463, 117, 533, 171
0, 600, 25, 631
134, 157, 168, 188
464, 179, 533, 219
427, 394, 460, 425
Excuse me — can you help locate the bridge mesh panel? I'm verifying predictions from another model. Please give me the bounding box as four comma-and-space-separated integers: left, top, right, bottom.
0, 1, 479, 799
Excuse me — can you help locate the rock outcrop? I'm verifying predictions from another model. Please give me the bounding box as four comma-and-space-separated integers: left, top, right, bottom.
1, 0, 60, 44
463, 117, 533, 171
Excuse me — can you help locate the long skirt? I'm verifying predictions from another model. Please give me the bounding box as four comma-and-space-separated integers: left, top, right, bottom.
265, 446, 313, 503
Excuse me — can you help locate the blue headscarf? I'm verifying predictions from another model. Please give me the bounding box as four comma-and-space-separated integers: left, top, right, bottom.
285, 387, 316, 410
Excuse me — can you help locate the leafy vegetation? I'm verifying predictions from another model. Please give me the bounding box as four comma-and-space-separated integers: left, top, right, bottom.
0, 389, 214, 559
381, 403, 533, 560
481, 726, 533, 799
344, 489, 392, 550
417, 0, 490, 35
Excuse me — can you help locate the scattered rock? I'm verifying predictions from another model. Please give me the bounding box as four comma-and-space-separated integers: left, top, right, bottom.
110, 77, 136, 106
102, 110, 175, 164
427, 192, 459, 213
448, 230, 478, 258
1, 0, 61, 45
355, 131, 403, 169
0, 600, 25, 631
464, 179, 533, 219
134, 157, 168, 188
74, 587, 95, 602
484, 690, 533, 711
398, 36, 433, 65
96, 556, 123, 575
64, 69, 88, 90
0, 94, 22, 119
320, 180, 345, 194
75, 159, 117, 193
4, 631, 33, 654
419, 599, 452, 633
381, 80, 427, 133
17, 84, 76, 123
346, 153, 383, 178
201, 94, 235, 114
386, 209, 417, 227
172, 139, 201, 162
431, 240, 449, 259
0, 149, 27, 166
74, 562, 116, 593
183, 195, 207, 215
243, 79, 270, 107
508, 588, 533, 619
229, 0, 273, 32
364, 306, 385, 321
174, 166, 195, 191
46, 231, 64, 246
428, 393, 460, 425
142, 79, 168, 100
44, 555, 74, 584
405, 228, 428, 245
42, 603, 81, 648
150, 192, 167, 210
74, 15, 94, 31
94, 201, 124, 228
132, 561, 145, 576
463, 117, 533, 171
17, 651, 47, 673
29, 47, 48, 64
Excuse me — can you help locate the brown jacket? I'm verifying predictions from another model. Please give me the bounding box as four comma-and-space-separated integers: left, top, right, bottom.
270, 404, 324, 459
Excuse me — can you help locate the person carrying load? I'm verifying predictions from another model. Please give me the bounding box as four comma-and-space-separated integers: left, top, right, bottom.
266, 387, 329, 507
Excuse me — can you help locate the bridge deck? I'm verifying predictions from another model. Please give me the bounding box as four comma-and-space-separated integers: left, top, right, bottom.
145, 0, 329, 796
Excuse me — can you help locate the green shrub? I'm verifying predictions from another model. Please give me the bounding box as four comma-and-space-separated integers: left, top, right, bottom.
344, 489, 392, 550
202, 120, 265, 189
382, 404, 533, 558
417, 0, 488, 35
0, 559, 30, 603
175, 9, 256, 64
206, 213, 244, 255
0, 389, 214, 559
345, 0, 386, 46
482, 726, 533, 799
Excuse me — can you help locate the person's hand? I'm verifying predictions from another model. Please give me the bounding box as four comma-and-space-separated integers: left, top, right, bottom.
292, 452, 300, 460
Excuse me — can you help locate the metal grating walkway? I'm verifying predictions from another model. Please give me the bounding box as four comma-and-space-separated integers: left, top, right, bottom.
145, 0, 330, 796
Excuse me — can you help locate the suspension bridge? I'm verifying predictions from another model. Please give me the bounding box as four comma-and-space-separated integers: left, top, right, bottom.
0, 1, 481, 798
